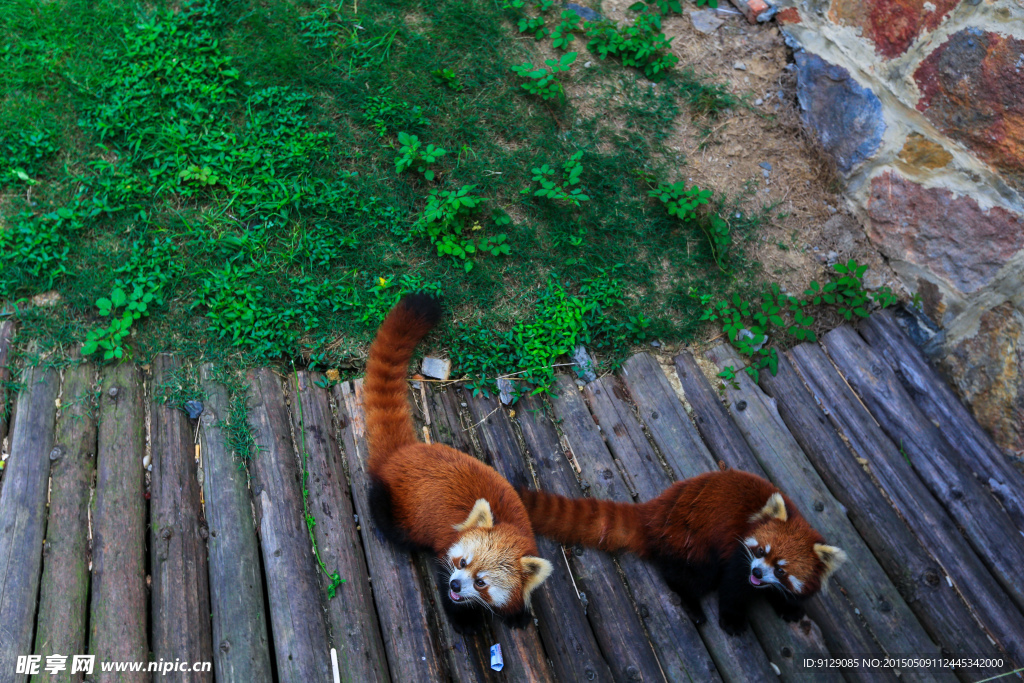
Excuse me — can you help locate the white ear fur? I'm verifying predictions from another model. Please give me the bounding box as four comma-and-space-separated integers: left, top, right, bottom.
814, 544, 848, 581
453, 499, 494, 532
520, 556, 553, 603
749, 492, 788, 524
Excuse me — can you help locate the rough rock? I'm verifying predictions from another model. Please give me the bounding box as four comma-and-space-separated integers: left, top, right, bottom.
915, 29, 1024, 190
941, 303, 1024, 461
572, 345, 597, 383
828, 0, 958, 58
866, 172, 1024, 295
563, 2, 601, 21
897, 132, 952, 171
688, 9, 726, 34
421, 357, 451, 380
794, 51, 885, 173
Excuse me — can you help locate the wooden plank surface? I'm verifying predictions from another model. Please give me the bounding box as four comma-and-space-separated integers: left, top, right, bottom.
334, 380, 446, 682
288, 371, 389, 683
245, 368, 331, 683
0, 362, 59, 683
91, 364, 149, 682
494, 392, 616, 683
859, 311, 1024, 534
150, 356, 213, 681
198, 365, 272, 683
518, 388, 665, 683
0, 319, 14, 442
823, 326, 1024, 614
585, 374, 822, 683
789, 342, 1024, 670
705, 344, 952, 683
759, 350, 1011, 679
33, 361, 95, 682
673, 351, 895, 682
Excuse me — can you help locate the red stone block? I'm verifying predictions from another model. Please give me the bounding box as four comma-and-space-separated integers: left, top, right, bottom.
729, 0, 771, 23
776, 7, 801, 24
915, 29, 1024, 191
866, 172, 1024, 295
829, 0, 958, 58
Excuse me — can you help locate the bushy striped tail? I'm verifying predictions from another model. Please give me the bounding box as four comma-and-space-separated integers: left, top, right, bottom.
519, 489, 650, 556
364, 294, 442, 473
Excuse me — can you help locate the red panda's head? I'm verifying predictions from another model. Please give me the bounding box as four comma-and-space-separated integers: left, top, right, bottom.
444, 499, 553, 615
742, 493, 847, 598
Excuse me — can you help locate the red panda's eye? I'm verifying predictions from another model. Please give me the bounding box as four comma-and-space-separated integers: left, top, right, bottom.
755, 547, 765, 557
459, 558, 467, 568
474, 578, 486, 588
775, 567, 786, 577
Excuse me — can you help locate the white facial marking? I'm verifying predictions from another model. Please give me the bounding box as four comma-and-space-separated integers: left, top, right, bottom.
744, 537, 758, 548
764, 544, 771, 554
789, 575, 804, 593
777, 559, 787, 566
488, 584, 511, 608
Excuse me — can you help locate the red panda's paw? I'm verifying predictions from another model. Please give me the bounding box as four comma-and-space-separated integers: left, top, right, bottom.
719, 612, 748, 636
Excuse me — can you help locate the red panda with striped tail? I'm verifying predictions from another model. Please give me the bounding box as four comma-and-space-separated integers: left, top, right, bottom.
520, 469, 846, 634
364, 294, 552, 632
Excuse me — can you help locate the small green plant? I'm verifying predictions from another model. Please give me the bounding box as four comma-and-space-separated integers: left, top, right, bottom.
431, 67, 465, 91
525, 151, 590, 207
650, 181, 730, 269
413, 185, 506, 272
511, 52, 577, 101
394, 132, 446, 181
804, 260, 897, 321
584, 13, 678, 80
0, 129, 59, 184
0, 211, 72, 297
297, 6, 340, 48
518, 16, 549, 40
363, 89, 428, 136
551, 10, 580, 50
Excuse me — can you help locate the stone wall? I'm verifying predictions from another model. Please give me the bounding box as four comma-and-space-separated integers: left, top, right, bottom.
773, 1, 1024, 462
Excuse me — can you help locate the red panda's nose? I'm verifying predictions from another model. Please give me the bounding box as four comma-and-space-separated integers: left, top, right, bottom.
449, 579, 462, 593
751, 567, 763, 579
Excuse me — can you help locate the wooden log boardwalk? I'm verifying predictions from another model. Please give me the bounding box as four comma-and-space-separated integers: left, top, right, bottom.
0, 311, 1022, 682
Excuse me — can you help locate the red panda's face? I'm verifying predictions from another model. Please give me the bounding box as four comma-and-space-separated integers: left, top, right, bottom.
444, 499, 553, 615
743, 493, 848, 597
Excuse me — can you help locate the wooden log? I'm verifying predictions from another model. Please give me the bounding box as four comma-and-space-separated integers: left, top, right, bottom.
333, 380, 446, 681
33, 361, 95, 683
759, 350, 1011, 678
0, 319, 14, 443
420, 386, 518, 683
705, 344, 952, 682
673, 351, 894, 682
859, 311, 1024, 533
516, 390, 663, 683
288, 371, 389, 683
584, 374, 815, 683
789, 342, 1024, 669
150, 356, 213, 681
463, 388, 593, 683
0, 362, 59, 683
823, 326, 1024, 614
198, 365, 272, 683
90, 364, 149, 682
245, 369, 331, 683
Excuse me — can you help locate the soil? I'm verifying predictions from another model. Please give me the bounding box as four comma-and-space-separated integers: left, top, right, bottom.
564, 2, 901, 355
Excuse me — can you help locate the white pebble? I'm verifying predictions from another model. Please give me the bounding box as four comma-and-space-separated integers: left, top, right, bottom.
143, 454, 151, 468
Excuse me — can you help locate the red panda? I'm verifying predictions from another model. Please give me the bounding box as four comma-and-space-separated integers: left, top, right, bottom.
519, 469, 846, 635
364, 294, 552, 632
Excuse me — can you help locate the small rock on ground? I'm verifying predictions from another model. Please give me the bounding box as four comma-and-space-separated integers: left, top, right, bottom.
421, 357, 451, 380
688, 9, 725, 34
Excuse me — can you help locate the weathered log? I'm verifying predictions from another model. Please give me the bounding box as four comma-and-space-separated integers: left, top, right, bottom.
288, 371, 389, 683
517, 390, 664, 683
198, 365, 272, 683
333, 380, 446, 681
245, 369, 331, 682
150, 356, 213, 682
0, 319, 14, 443
0, 361, 59, 683
421, 386, 520, 683
823, 326, 1024, 614
859, 311, 1024, 534
673, 351, 896, 683
33, 361, 95, 683
789, 342, 1024, 669
585, 374, 810, 683
759, 350, 1012, 678
90, 364, 149, 683
705, 344, 952, 682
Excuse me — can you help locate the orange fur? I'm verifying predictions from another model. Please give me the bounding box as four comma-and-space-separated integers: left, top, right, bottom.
365, 296, 552, 621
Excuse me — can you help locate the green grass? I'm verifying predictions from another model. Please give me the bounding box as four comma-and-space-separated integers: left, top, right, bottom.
0, 0, 772, 394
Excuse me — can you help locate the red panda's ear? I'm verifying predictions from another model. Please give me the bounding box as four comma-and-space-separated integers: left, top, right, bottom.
749, 492, 788, 524
814, 544, 848, 581
454, 499, 494, 531
520, 556, 553, 602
